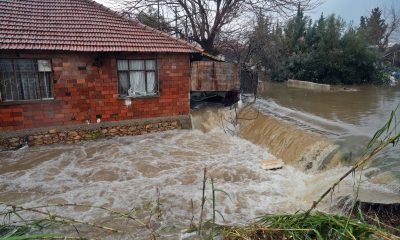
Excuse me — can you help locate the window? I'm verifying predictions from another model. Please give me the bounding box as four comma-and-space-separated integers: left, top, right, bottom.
0, 59, 53, 101
117, 59, 158, 97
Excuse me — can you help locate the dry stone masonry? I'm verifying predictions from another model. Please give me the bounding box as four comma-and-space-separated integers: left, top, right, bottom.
0, 116, 191, 150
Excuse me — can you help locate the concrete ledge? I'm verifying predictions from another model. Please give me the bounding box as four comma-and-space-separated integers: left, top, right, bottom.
0, 115, 192, 149
287, 79, 331, 91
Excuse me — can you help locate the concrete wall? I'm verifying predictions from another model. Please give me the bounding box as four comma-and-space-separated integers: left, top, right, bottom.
287, 79, 331, 91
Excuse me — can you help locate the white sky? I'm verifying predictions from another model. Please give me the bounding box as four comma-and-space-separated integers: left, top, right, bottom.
96, 0, 400, 24
95, 0, 121, 10
308, 0, 400, 24
95, 0, 400, 40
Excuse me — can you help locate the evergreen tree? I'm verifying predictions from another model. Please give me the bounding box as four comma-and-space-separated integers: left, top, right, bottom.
284, 4, 309, 53
249, 7, 387, 84
136, 9, 171, 33
359, 16, 367, 30
364, 7, 388, 47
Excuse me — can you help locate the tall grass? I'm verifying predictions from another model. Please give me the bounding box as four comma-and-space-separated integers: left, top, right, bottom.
222, 212, 399, 240
220, 107, 400, 239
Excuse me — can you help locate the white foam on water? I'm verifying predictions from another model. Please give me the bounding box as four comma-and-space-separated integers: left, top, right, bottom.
0, 128, 397, 238
256, 98, 365, 137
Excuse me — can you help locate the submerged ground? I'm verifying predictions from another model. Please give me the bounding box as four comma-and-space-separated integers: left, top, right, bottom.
1, 108, 399, 239
1, 82, 400, 238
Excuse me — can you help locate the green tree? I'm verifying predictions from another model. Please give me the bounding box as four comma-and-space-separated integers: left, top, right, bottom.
251, 15, 287, 80
136, 9, 171, 33
363, 7, 388, 48
248, 6, 390, 84
340, 27, 380, 84
266, 13, 383, 84
284, 5, 309, 53
359, 16, 367, 30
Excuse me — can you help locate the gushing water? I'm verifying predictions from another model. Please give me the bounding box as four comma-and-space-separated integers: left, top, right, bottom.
0, 106, 398, 238
258, 82, 400, 192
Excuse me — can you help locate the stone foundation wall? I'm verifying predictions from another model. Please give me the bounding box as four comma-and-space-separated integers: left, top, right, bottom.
0, 115, 191, 149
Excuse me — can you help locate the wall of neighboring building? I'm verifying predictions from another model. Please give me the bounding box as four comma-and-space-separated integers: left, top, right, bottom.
0, 52, 190, 132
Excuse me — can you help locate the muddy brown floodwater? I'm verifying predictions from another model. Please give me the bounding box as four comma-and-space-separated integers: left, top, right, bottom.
258, 81, 400, 191
0, 84, 399, 238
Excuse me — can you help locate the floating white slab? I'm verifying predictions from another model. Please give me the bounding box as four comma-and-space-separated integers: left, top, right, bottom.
260, 159, 284, 170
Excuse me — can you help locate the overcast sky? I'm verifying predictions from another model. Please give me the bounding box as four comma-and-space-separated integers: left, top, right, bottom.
95, 0, 120, 9
308, 0, 400, 25
95, 0, 400, 32
97, 0, 400, 23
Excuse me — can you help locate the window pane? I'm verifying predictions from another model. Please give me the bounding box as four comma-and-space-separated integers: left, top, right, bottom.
38, 72, 53, 98
15, 59, 36, 72
129, 71, 145, 96
147, 72, 156, 93
0, 59, 13, 72
0, 59, 53, 101
16, 72, 38, 100
15, 60, 38, 100
0, 59, 16, 101
117, 60, 128, 70
118, 72, 129, 96
0, 72, 17, 101
145, 60, 156, 70
129, 60, 144, 70
37, 60, 52, 72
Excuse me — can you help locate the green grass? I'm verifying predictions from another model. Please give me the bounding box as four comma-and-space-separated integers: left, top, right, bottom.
0, 223, 63, 240
222, 212, 398, 240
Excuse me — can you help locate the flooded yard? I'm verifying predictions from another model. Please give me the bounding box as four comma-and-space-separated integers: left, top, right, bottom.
1, 108, 398, 238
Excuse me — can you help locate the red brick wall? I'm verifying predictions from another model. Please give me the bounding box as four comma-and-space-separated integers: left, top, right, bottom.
0, 52, 190, 131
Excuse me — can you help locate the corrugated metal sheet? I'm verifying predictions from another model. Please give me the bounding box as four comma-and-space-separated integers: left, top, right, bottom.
191, 61, 240, 91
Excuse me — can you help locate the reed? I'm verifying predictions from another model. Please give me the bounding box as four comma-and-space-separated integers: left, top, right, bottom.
0, 200, 151, 239
303, 107, 400, 219
222, 212, 400, 240
219, 106, 400, 240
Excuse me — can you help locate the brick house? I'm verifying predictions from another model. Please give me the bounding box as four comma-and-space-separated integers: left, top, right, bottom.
0, 0, 204, 147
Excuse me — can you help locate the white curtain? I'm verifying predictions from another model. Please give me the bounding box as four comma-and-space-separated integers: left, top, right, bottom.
117, 60, 157, 97
129, 72, 146, 96
147, 72, 156, 93
145, 60, 156, 70
130, 60, 144, 70
117, 60, 128, 71
146, 60, 156, 94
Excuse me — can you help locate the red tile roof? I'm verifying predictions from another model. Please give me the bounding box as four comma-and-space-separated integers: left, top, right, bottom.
0, 0, 203, 53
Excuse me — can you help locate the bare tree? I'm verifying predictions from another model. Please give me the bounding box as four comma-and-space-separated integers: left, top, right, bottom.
384, 4, 400, 46
215, 18, 256, 63
120, 0, 322, 53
